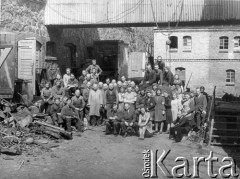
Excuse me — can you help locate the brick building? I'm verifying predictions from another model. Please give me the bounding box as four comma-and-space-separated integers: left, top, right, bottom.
154, 27, 240, 96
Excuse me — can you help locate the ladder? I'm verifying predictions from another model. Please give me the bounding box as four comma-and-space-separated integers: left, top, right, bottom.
208, 89, 240, 147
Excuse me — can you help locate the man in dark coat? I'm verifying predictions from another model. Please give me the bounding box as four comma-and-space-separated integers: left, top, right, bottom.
78, 70, 87, 89
195, 88, 207, 130
154, 64, 163, 86
105, 104, 123, 136
50, 98, 63, 127
162, 67, 174, 86
154, 57, 165, 71
169, 93, 195, 142
71, 89, 85, 124
105, 83, 119, 113
52, 80, 65, 100
120, 103, 138, 137
135, 89, 146, 116
140, 64, 156, 90
61, 98, 83, 132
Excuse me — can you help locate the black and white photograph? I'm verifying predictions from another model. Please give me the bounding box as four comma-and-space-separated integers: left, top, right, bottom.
0, 0, 240, 178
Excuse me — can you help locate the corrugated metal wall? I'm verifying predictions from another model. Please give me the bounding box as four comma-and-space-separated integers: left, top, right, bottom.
45, 0, 240, 25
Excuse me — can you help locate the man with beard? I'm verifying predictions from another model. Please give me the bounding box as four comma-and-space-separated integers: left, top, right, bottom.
139, 64, 156, 90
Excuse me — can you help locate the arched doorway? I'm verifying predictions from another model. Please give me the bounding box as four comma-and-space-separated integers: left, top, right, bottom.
175, 67, 186, 87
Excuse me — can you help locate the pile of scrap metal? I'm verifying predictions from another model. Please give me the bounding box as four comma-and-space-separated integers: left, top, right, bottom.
0, 98, 72, 156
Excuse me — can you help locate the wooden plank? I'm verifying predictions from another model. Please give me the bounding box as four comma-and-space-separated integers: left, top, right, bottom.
0, 48, 12, 68
208, 118, 214, 147
213, 128, 240, 132
215, 115, 240, 118
212, 135, 240, 139
214, 122, 240, 124
211, 143, 240, 146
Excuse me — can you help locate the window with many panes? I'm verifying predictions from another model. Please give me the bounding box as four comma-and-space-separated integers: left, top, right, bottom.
234, 36, 240, 51
219, 36, 229, 50
226, 69, 235, 86
183, 36, 192, 51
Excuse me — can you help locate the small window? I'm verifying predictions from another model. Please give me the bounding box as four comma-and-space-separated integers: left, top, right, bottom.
226, 69, 235, 86
219, 36, 229, 50
234, 36, 240, 51
169, 36, 178, 49
46, 41, 56, 57
183, 36, 192, 51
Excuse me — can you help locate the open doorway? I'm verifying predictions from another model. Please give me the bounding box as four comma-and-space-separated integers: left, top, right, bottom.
64, 43, 77, 67
175, 67, 186, 87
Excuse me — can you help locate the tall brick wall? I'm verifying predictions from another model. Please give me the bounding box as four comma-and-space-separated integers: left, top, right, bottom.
154, 28, 240, 96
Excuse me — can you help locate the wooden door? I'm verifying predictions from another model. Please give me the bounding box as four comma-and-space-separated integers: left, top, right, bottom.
18, 39, 36, 95
0, 32, 15, 99
128, 52, 145, 78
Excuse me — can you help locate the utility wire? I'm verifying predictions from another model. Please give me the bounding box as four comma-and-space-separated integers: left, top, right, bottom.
97, 0, 144, 23
46, 0, 144, 24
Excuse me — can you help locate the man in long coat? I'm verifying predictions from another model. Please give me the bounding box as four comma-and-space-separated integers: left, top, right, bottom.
88, 83, 103, 126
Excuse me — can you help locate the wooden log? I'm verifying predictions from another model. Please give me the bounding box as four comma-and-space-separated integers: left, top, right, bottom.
35, 121, 65, 132
42, 130, 61, 139
35, 121, 72, 140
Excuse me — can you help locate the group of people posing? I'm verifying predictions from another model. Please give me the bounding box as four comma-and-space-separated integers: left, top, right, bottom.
39, 59, 209, 142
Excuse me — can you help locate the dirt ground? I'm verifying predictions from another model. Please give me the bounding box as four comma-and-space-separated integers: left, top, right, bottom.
0, 126, 239, 179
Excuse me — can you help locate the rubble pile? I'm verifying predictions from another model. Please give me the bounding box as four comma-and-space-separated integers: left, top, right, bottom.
0, 99, 72, 157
